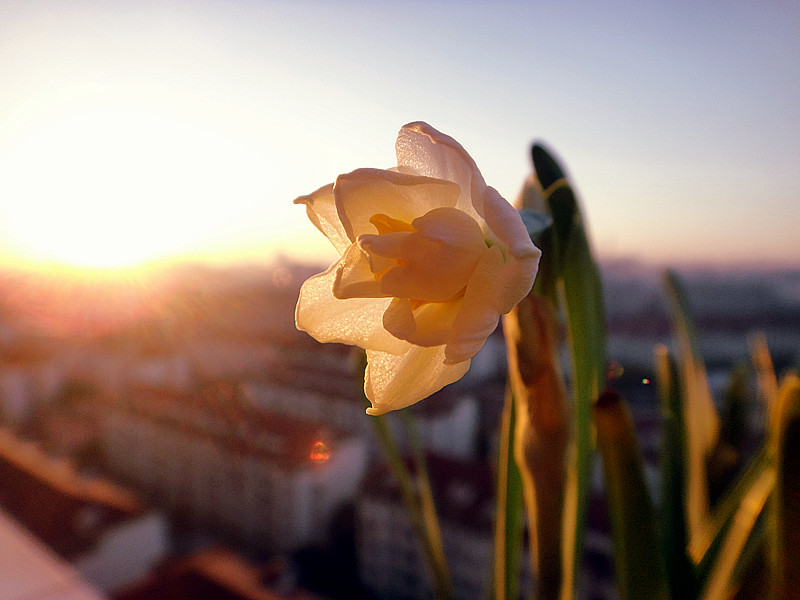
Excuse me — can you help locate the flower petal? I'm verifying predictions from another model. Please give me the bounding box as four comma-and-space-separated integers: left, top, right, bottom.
364, 346, 470, 415
293, 183, 350, 255
396, 122, 487, 221
444, 243, 539, 364
296, 260, 407, 354
334, 168, 460, 241
383, 297, 462, 347
481, 186, 541, 259
333, 242, 386, 299
362, 207, 486, 302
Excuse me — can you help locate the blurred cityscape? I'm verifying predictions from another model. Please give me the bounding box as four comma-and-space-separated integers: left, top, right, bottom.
1, 258, 798, 600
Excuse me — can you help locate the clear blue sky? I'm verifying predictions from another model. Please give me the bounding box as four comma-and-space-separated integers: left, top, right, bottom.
0, 1, 798, 269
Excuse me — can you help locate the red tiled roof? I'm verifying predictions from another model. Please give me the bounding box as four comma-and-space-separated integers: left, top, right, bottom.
0, 427, 144, 558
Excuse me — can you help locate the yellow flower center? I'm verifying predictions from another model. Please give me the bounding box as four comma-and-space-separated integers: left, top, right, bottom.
358, 207, 487, 303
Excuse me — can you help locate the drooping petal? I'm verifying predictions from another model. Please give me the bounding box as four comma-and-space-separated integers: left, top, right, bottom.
334, 168, 460, 241
364, 345, 470, 415
444, 243, 539, 364
383, 297, 462, 347
396, 122, 487, 222
296, 260, 407, 354
293, 183, 350, 255
481, 186, 541, 259
332, 242, 385, 300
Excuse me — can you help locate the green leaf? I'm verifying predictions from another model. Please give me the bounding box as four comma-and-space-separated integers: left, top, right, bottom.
535, 146, 605, 600
531, 143, 576, 275
491, 387, 525, 600
705, 365, 750, 505
771, 373, 800, 599
694, 444, 769, 576
663, 270, 720, 561
399, 409, 452, 600
594, 389, 670, 600
560, 228, 605, 600
546, 185, 578, 272
749, 332, 777, 415
698, 464, 775, 600
655, 346, 700, 600
531, 143, 566, 189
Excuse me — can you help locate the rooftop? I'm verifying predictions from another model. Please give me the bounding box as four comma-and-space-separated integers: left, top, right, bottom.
0, 508, 105, 600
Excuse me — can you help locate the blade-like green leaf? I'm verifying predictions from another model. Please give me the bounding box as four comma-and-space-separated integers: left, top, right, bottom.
663, 270, 720, 561
655, 345, 700, 600
695, 445, 770, 582
749, 332, 777, 419
698, 465, 775, 600
594, 389, 670, 600
491, 387, 525, 600
531, 143, 575, 277
531, 143, 566, 188
705, 365, 750, 504
771, 373, 800, 599
533, 145, 606, 600
559, 216, 606, 600
545, 184, 577, 271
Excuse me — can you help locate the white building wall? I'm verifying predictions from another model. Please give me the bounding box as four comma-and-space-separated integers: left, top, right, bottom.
419, 396, 479, 459
73, 512, 169, 593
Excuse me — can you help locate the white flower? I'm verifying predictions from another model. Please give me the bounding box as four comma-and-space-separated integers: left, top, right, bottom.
295, 122, 540, 415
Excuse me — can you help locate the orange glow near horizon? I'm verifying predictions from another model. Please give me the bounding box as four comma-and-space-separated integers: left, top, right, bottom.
2, 3, 798, 273
0, 83, 294, 273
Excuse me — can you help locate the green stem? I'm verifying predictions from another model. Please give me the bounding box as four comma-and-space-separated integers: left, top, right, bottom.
491, 386, 525, 600
356, 350, 452, 600
400, 409, 453, 600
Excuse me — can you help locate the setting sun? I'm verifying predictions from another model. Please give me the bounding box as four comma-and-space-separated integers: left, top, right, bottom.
0, 85, 279, 271
3, 104, 168, 268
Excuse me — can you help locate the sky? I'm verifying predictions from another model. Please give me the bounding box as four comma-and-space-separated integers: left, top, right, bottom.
0, 1, 798, 272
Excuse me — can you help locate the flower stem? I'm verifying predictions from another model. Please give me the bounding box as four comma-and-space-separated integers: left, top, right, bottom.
355, 350, 453, 600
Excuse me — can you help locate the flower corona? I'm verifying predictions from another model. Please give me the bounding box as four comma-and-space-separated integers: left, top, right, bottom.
295, 122, 540, 414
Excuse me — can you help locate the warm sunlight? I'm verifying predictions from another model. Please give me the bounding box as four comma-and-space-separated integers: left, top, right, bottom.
0, 86, 273, 270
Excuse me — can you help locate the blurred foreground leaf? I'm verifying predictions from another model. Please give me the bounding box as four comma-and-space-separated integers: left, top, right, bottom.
664, 270, 721, 561
771, 374, 800, 599
699, 465, 774, 600
594, 389, 670, 600
532, 144, 606, 600
491, 387, 525, 600
656, 346, 700, 599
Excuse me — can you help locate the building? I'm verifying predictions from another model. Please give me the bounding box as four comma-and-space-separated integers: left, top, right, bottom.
101, 383, 369, 554
0, 427, 168, 594
114, 547, 322, 600
0, 507, 106, 600
241, 360, 482, 461
356, 453, 532, 600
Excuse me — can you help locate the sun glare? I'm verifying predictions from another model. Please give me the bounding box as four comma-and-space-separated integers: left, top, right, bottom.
0, 87, 271, 272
